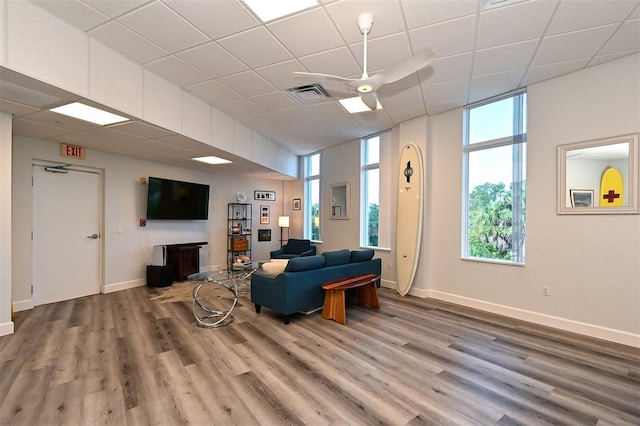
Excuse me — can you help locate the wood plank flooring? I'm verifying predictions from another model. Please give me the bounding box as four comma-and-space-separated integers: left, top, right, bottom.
1, 285, 639, 425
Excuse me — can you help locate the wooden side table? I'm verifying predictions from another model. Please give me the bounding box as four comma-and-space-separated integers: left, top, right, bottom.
321, 273, 380, 325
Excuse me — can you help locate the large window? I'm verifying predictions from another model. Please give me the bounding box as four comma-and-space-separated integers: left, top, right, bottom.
304, 152, 321, 241
463, 90, 527, 263
361, 132, 391, 249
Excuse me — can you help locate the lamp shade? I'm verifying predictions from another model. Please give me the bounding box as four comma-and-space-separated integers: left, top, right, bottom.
278, 216, 290, 228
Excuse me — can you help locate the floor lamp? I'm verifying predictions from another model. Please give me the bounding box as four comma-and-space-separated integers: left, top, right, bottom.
278, 216, 289, 247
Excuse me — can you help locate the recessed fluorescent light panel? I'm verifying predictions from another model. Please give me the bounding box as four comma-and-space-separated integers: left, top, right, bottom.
339, 97, 383, 114
50, 102, 129, 126
193, 156, 232, 165
242, 0, 318, 22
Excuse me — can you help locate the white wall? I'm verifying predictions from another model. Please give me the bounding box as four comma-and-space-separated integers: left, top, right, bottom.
427, 54, 640, 347
11, 136, 287, 311
0, 112, 13, 336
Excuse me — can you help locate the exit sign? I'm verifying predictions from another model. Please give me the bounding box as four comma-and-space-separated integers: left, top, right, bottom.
60, 144, 85, 159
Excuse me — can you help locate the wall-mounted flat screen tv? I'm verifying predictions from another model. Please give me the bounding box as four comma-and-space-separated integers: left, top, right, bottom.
146, 176, 210, 220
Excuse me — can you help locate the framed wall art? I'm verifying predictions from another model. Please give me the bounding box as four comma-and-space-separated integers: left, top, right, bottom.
254, 190, 276, 201
260, 205, 270, 224
292, 198, 301, 210
258, 229, 271, 241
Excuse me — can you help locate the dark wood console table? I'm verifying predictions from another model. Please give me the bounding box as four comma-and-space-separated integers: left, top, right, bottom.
165, 242, 207, 281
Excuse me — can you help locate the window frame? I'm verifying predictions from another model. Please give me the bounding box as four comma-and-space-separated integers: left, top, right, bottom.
304, 151, 322, 242
360, 131, 391, 250
462, 90, 527, 264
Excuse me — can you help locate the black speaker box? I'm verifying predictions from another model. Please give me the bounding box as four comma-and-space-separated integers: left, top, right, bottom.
146, 265, 174, 287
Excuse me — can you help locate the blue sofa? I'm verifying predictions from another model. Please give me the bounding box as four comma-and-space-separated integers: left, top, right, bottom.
251, 249, 381, 324
269, 238, 316, 259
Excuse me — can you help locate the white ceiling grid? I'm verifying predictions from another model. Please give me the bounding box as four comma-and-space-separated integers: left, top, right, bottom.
1, 0, 638, 176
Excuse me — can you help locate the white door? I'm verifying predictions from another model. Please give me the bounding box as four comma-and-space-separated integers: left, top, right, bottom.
32, 165, 102, 305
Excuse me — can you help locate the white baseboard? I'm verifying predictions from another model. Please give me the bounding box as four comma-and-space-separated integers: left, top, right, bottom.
12, 299, 33, 312
103, 278, 146, 294
380, 281, 639, 348
428, 290, 640, 348
0, 321, 14, 336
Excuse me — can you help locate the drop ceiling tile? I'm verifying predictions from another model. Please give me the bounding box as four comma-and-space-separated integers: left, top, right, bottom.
522, 58, 589, 86
0, 99, 39, 116
240, 111, 286, 130
326, 1, 404, 44
0, 80, 66, 107
401, 0, 477, 29
599, 18, 640, 56
164, 0, 259, 40
268, 8, 343, 57
12, 117, 78, 139
476, 0, 557, 49
409, 15, 475, 58
249, 92, 299, 111
381, 85, 424, 108
298, 47, 362, 79
118, 2, 209, 53
31, 0, 109, 31
218, 26, 293, 68
533, 24, 619, 66
110, 121, 175, 139
90, 21, 168, 64
591, 51, 639, 66
84, 0, 150, 18
145, 56, 210, 87
216, 98, 266, 117
547, 0, 638, 36
421, 53, 473, 85
384, 102, 427, 125
423, 79, 469, 102
350, 32, 412, 73
218, 71, 277, 97
426, 97, 467, 115
185, 80, 242, 105
473, 39, 538, 76
469, 69, 525, 103
177, 42, 248, 78
255, 60, 309, 90
156, 134, 205, 150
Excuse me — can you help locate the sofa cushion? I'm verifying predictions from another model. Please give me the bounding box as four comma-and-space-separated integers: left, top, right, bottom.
322, 249, 351, 267
284, 255, 325, 272
261, 260, 288, 277
350, 249, 374, 263
283, 238, 310, 255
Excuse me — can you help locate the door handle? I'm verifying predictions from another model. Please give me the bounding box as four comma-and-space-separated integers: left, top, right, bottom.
87, 233, 99, 239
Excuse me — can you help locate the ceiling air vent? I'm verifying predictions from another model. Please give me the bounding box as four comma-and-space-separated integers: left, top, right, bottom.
286, 84, 330, 104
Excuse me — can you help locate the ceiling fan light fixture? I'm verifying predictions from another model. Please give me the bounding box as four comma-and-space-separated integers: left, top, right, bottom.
357, 84, 373, 93
339, 96, 382, 113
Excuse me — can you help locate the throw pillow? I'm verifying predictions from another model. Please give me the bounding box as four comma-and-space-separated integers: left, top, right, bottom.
261, 261, 288, 277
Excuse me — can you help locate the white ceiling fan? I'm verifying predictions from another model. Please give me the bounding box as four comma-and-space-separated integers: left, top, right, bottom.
293, 12, 435, 110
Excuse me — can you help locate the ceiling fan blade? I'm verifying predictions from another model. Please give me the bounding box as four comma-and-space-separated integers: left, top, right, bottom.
292, 72, 356, 85
360, 91, 379, 110
373, 48, 435, 86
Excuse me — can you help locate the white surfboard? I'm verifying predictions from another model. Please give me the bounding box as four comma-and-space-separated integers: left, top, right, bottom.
396, 142, 423, 296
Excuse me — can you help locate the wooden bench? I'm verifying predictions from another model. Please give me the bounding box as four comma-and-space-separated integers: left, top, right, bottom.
321, 273, 380, 325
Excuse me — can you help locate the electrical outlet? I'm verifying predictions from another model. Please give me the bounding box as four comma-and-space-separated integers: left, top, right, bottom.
387, 262, 392, 269
542, 285, 550, 296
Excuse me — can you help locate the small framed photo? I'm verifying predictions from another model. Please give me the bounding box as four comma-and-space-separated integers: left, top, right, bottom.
254, 190, 276, 201
292, 198, 301, 210
258, 229, 271, 242
570, 189, 594, 207
260, 205, 270, 224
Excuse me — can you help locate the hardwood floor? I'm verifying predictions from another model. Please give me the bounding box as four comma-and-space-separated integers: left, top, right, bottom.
1, 285, 639, 425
